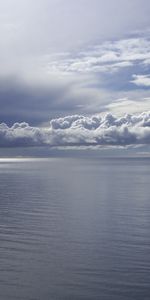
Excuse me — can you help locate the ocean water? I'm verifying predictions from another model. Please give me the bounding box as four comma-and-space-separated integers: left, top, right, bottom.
0, 156, 150, 300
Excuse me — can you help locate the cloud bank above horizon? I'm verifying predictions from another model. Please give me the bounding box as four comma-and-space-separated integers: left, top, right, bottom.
0, 111, 150, 149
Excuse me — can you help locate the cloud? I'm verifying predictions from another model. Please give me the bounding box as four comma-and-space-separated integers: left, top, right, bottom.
0, 122, 45, 147
1, 0, 150, 60
106, 98, 150, 115
0, 46, 150, 127
0, 111, 150, 148
0, 75, 111, 126
0, 1, 150, 128
0, 27, 150, 127
131, 74, 150, 87
47, 37, 150, 75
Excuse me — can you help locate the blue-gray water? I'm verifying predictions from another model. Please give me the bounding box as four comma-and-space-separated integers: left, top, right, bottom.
0, 157, 150, 300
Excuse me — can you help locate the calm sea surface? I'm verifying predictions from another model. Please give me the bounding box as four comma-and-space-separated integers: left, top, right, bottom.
0, 157, 150, 300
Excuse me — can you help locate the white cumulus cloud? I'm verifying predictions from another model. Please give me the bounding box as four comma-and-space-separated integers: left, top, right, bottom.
0, 111, 150, 148
131, 74, 150, 87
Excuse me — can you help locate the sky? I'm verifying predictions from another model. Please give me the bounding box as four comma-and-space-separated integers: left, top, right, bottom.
0, 0, 150, 153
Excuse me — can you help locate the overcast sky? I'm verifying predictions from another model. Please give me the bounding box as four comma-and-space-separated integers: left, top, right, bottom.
0, 0, 150, 151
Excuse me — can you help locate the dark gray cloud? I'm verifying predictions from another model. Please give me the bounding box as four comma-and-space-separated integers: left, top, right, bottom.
0, 111, 150, 148
0, 77, 86, 126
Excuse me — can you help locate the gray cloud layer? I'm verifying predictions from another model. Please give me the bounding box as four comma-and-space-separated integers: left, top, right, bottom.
0, 112, 150, 148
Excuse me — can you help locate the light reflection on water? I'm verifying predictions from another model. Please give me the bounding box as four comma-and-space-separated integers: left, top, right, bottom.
0, 157, 150, 300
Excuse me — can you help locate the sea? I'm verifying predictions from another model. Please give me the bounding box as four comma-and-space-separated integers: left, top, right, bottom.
0, 155, 150, 300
